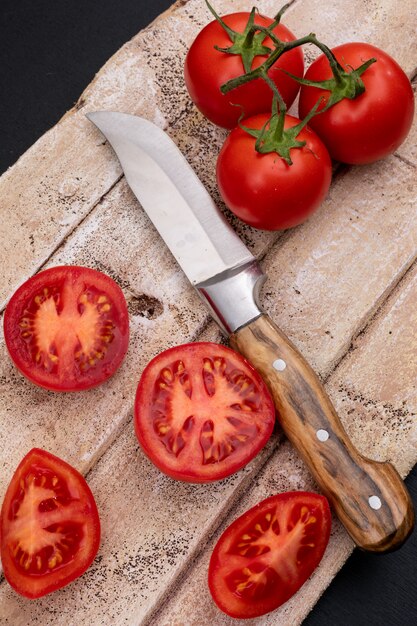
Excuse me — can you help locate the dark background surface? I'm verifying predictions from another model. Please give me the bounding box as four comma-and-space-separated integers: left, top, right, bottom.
0, 1, 416, 624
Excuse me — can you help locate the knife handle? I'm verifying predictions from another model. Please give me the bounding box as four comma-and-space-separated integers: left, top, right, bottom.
230, 314, 414, 552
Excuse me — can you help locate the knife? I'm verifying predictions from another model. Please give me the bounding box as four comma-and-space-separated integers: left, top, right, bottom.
87, 111, 414, 552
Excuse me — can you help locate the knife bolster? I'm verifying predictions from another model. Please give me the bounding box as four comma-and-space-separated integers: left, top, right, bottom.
196, 261, 265, 335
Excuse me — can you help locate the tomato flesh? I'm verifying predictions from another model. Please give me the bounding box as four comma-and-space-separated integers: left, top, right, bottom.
134, 343, 275, 482
184, 12, 304, 129
4, 266, 129, 391
0, 448, 101, 599
209, 492, 331, 618
298, 42, 415, 164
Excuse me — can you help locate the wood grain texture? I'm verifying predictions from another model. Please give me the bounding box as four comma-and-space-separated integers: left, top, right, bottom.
0, 0, 416, 624
230, 315, 414, 552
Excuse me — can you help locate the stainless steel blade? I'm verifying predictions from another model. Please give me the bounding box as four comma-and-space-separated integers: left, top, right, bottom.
87, 111, 254, 286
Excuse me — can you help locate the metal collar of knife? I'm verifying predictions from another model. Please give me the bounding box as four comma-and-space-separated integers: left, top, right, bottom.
196, 260, 265, 334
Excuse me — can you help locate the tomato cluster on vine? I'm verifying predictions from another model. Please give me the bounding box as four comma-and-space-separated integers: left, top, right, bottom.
184, 2, 414, 231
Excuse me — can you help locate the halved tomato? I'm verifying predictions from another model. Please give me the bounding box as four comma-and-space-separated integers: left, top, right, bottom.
3, 266, 129, 391
134, 342, 275, 482
209, 492, 331, 618
0, 448, 101, 599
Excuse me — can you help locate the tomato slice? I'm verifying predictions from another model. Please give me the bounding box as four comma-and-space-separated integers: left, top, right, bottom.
0, 448, 101, 599
4, 266, 129, 391
208, 492, 331, 618
134, 343, 275, 483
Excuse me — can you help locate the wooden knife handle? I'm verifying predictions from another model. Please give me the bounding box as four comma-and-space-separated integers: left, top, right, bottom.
230, 314, 414, 552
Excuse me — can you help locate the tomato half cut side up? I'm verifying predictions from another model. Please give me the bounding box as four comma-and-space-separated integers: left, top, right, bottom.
208, 492, 331, 619
3, 266, 129, 391
0, 448, 101, 599
134, 343, 276, 482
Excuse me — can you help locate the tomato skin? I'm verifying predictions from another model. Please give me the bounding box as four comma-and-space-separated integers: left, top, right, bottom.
216, 113, 332, 230
3, 266, 129, 392
298, 42, 415, 164
208, 491, 331, 619
134, 342, 275, 483
0, 448, 101, 599
184, 12, 304, 128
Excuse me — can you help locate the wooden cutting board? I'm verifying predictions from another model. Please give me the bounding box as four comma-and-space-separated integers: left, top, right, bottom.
0, 1, 416, 624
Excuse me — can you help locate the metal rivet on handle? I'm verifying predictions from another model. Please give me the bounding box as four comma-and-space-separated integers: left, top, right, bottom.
316, 429, 329, 442
368, 495, 382, 510
273, 358, 286, 371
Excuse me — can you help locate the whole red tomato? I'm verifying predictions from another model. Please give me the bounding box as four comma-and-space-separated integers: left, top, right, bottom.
298, 42, 414, 164
184, 12, 304, 128
216, 113, 332, 231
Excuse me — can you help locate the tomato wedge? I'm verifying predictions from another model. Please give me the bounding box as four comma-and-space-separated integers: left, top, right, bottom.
4, 266, 129, 391
0, 448, 101, 599
209, 492, 331, 618
134, 343, 275, 483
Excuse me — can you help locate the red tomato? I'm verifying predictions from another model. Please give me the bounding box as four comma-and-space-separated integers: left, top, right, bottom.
216, 113, 332, 230
209, 491, 331, 618
0, 448, 100, 599
4, 266, 129, 391
134, 343, 275, 483
298, 42, 415, 164
184, 12, 304, 128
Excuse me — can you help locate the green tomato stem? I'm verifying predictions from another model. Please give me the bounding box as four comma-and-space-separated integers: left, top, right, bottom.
221, 33, 314, 94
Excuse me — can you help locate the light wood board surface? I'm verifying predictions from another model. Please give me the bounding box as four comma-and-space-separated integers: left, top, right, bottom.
0, 1, 416, 624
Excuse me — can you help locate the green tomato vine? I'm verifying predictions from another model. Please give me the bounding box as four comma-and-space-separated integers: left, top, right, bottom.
204, 1, 377, 162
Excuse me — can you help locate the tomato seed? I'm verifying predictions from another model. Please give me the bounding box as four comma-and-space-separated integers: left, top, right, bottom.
161, 368, 173, 382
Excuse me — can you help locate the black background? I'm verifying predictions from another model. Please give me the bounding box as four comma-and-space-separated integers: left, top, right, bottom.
0, 1, 416, 624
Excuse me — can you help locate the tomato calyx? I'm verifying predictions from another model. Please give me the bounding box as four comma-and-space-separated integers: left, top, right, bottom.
240, 93, 322, 165
220, 32, 311, 96
205, 1, 288, 74
286, 37, 377, 112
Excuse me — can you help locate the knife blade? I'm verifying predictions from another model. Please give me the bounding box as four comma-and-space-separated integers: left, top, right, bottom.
87, 110, 414, 552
